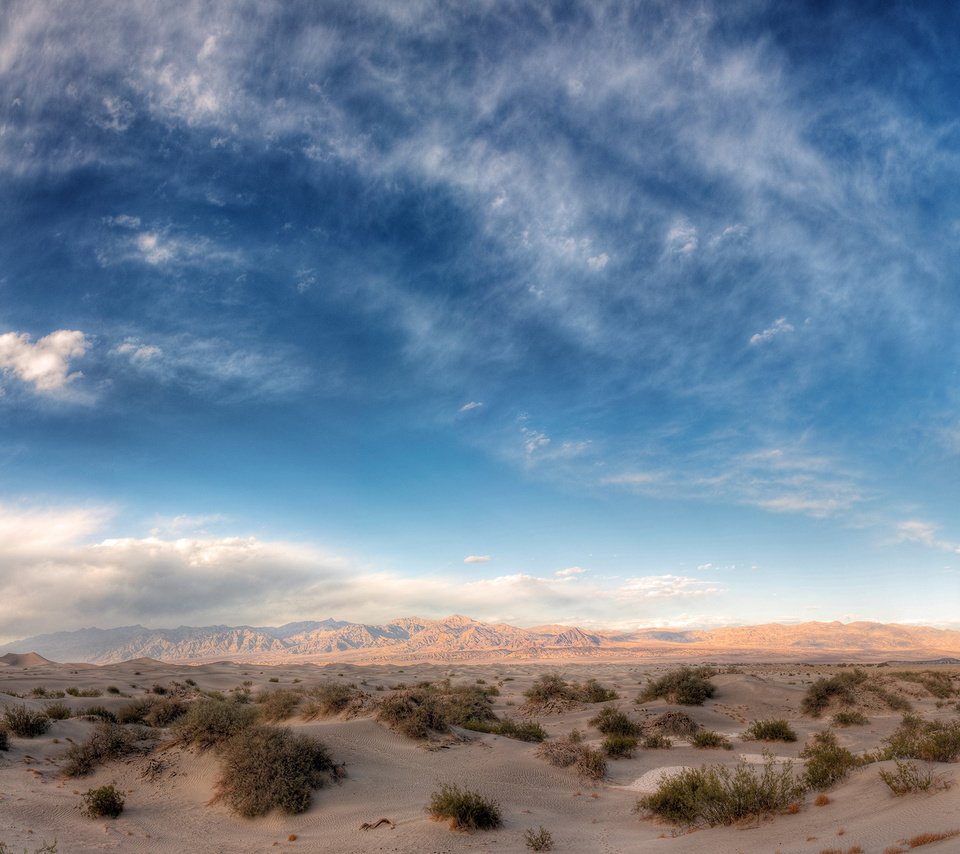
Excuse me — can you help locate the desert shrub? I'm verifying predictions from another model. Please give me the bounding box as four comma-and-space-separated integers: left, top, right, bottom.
267, 677, 280, 683
802, 669, 868, 716
0, 842, 58, 853
301, 682, 357, 718
691, 730, 732, 750
745, 719, 798, 742
30, 687, 64, 699
2, 705, 50, 737
883, 715, 960, 763
63, 722, 137, 777
428, 784, 502, 831
185, 678, 197, 687
866, 684, 912, 712
377, 681, 496, 739
578, 679, 618, 703
462, 717, 547, 742
643, 733, 672, 749
80, 784, 124, 818
0, 728, 7, 751
217, 725, 338, 817
801, 731, 858, 790
575, 746, 607, 780
890, 671, 956, 700
43, 702, 72, 721
78, 705, 117, 723
144, 697, 187, 727
106, 686, 121, 695
639, 668, 716, 706
535, 730, 585, 767
833, 711, 869, 727
525, 826, 554, 851
648, 710, 700, 736
256, 689, 302, 723
602, 734, 639, 758
174, 698, 257, 749
524, 674, 576, 705
65, 687, 102, 698
590, 707, 642, 737
636, 758, 806, 826
879, 759, 938, 795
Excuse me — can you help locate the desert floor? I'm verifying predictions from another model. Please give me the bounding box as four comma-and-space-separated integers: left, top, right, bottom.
1, 659, 958, 854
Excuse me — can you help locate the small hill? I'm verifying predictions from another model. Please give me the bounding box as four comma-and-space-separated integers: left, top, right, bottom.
0, 651, 55, 667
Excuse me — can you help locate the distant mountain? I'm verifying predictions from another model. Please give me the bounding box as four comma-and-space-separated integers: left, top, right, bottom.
2, 615, 959, 665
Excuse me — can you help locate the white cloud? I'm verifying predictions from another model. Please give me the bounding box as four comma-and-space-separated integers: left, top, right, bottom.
0, 329, 90, 394
459, 401, 483, 412
619, 574, 721, 599
555, 566, 585, 578
896, 520, 960, 554
749, 317, 795, 346
463, 554, 491, 564
697, 563, 714, 571
114, 339, 162, 364
587, 253, 609, 270
666, 219, 698, 254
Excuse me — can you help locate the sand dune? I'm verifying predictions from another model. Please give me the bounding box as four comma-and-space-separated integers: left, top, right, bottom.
1, 659, 958, 853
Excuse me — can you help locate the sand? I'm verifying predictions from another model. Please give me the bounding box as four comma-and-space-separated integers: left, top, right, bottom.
1, 660, 958, 853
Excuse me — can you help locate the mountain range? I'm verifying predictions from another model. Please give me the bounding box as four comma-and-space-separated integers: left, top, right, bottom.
3, 615, 960, 665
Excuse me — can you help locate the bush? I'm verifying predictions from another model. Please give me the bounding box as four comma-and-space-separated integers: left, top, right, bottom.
65, 687, 102, 698
301, 682, 358, 719
882, 715, 960, 763
636, 758, 806, 826
535, 731, 585, 768
833, 711, 869, 727
590, 707, 642, 737
690, 730, 732, 750
0, 728, 7, 751
428, 784, 502, 831
744, 719, 798, 742
44, 702, 72, 721
648, 711, 700, 736
890, 670, 956, 699
81, 784, 124, 818
377, 681, 496, 739
879, 759, 937, 795
801, 669, 868, 716
643, 734, 672, 749
575, 746, 607, 781
63, 722, 137, 777
256, 689, 302, 723
578, 679, 619, 703
602, 734, 639, 758
800, 731, 858, 789
78, 705, 117, 723
639, 668, 716, 706
2, 705, 50, 737
525, 826, 554, 851
217, 725, 338, 817
524, 674, 577, 705
175, 698, 257, 750
462, 717, 547, 742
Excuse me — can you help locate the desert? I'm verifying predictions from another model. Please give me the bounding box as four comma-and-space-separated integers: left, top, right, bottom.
2, 631, 959, 854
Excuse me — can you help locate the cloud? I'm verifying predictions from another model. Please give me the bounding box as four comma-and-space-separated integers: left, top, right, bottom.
896, 520, 960, 554
114, 339, 162, 364
555, 566, 585, 578
749, 318, 795, 346
463, 554, 491, 564
618, 574, 721, 599
666, 219, 698, 254
459, 401, 483, 412
0, 329, 90, 394
586, 253, 609, 270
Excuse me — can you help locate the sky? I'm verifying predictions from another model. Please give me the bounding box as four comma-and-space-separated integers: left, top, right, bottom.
1, 1, 959, 642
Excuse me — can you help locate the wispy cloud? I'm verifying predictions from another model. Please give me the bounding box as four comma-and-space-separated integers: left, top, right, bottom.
463, 554, 490, 564
896, 520, 960, 554
459, 401, 483, 413
0, 330, 90, 396
749, 318, 795, 346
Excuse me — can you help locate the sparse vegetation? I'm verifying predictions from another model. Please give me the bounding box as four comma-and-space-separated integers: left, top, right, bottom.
690, 729, 732, 750
602, 733, 639, 758
882, 715, 960, 763
217, 725, 339, 817
639, 668, 716, 706
81, 784, 124, 818
525, 826, 554, 851
256, 688, 302, 722
879, 759, 940, 795
833, 711, 869, 727
523, 674, 618, 710
43, 702, 72, 721
574, 746, 607, 780
462, 717, 547, 742
643, 733, 672, 749
2, 705, 50, 737
535, 730, 585, 768
801, 731, 859, 790
174, 698, 257, 749
377, 680, 497, 739
428, 784, 502, 831
648, 710, 700, 736
301, 682, 360, 719
890, 671, 956, 700
589, 707, 642, 737
0, 728, 7, 751
744, 719, 798, 742
63, 722, 138, 777
78, 705, 117, 722
636, 758, 806, 826
65, 687, 102, 698
579, 679, 619, 703
802, 669, 868, 716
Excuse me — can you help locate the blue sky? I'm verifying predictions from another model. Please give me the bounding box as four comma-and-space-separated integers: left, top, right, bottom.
1, 1, 959, 641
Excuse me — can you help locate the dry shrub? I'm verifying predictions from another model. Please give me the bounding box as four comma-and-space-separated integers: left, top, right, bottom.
879, 760, 944, 795
815, 793, 831, 806
2, 705, 50, 738
428, 784, 502, 831
575, 746, 607, 780
882, 715, 960, 763
744, 719, 798, 742
535, 731, 585, 768
43, 702, 72, 721
690, 730, 732, 750
802, 669, 868, 716
175, 697, 257, 749
63, 722, 139, 777
217, 725, 338, 817
639, 668, 716, 706
590, 707, 642, 737
301, 682, 362, 719
377, 680, 496, 739
524, 825, 553, 851
81, 784, 124, 818
256, 689, 302, 722
647, 711, 700, 737
905, 829, 960, 848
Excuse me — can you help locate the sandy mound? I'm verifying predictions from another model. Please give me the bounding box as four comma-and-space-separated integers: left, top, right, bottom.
0, 651, 54, 667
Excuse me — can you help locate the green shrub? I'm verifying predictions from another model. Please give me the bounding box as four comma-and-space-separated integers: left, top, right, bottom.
29, 687, 64, 699
175, 698, 257, 750
744, 719, 798, 742
81, 784, 124, 818
301, 682, 358, 719
2, 705, 50, 737
217, 725, 338, 817
882, 715, 960, 763
524, 674, 577, 705
578, 679, 618, 703
832, 711, 869, 727
890, 670, 956, 699
639, 668, 716, 706
590, 706, 642, 737
377, 680, 496, 739
428, 784, 502, 831
801, 669, 868, 716
800, 730, 858, 789
643, 733, 672, 749
256, 689, 302, 723
636, 758, 806, 826
65, 687, 102, 698
78, 705, 117, 723
865, 684, 912, 712
690, 730, 732, 750
462, 717, 547, 742
524, 826, 553, 851
879, 759, 937, 795
43, 702, 72, 721
602, 734, 639, 758
63, 722, 137, 777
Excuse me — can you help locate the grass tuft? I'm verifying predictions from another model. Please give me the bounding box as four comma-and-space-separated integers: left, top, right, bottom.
428, 784, 502, 831
744, 719, 798, 742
